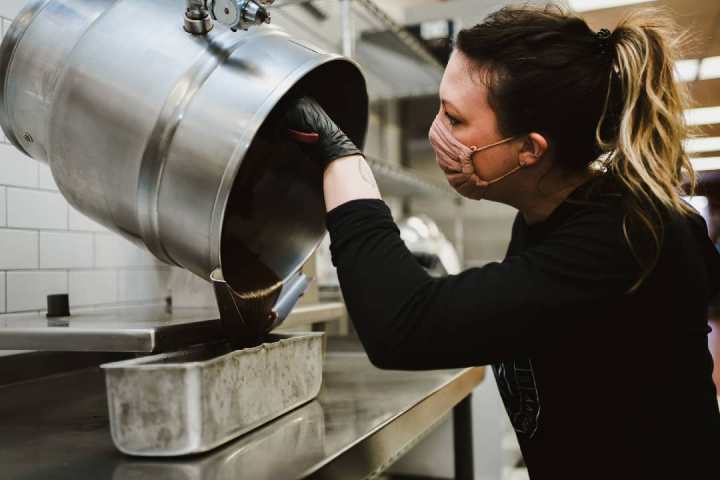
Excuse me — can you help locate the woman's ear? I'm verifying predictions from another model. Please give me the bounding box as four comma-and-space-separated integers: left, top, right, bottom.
518, 132, 548, 167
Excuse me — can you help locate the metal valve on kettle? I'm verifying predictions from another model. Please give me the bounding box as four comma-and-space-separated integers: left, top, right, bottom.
185, 0, 275, 34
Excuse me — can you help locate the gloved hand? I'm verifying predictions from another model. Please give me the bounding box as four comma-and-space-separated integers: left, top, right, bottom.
284, 96, 362, 168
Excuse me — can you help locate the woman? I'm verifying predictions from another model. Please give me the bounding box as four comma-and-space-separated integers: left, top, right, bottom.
286, 5, 720, 478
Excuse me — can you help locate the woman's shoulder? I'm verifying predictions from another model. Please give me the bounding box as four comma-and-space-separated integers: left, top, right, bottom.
545, 176, 636, 266
663, 204, 720, 291
545, 174, 628, 235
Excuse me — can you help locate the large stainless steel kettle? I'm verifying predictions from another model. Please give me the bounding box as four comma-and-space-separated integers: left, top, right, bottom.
0, 0, 368, 341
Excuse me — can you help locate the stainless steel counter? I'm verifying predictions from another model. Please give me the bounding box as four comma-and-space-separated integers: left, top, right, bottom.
0, 304, 347, 352
0, 338, 485, 479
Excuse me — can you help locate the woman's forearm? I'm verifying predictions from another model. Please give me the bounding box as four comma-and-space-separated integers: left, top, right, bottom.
323, 155, 382, 211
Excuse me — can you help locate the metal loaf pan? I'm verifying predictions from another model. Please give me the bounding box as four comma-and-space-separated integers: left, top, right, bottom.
101, 332, 324, 457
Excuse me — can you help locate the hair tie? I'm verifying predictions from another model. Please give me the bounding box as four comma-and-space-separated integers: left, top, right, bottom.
595, 28, 613, 57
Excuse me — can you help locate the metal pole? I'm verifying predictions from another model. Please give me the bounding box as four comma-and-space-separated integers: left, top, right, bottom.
339, 0, 355, 58
453, 394, 475, 480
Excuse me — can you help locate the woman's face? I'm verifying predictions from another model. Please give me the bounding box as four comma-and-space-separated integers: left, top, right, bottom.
436, 51, 525, 197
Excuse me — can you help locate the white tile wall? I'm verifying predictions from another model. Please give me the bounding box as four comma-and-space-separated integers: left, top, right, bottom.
7, 188, 68, 229
6, 271, 67, 312
69, 207, 106, 232
117, 269, 171, 303
95, 234, 161, 268
0, 145, 37, 187
0, 187, 6, 226
37, 164, 59, 191
39, 232, 93, 269
0, 229, 38, 270
69, 270, 117, 307
0, 273, 5, 313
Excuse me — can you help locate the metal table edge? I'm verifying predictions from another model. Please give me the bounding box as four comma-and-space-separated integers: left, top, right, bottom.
0, 303, 347, 353
301, 365, 486, 479
0, 328, 154, 352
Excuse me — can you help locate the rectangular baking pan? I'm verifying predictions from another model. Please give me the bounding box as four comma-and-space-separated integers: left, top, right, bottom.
101, 332, 324, 456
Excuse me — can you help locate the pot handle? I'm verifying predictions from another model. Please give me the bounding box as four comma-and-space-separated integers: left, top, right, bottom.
269, 271, 310, 330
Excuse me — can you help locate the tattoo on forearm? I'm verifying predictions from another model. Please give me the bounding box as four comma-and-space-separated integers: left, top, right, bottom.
358, 158, 379, 190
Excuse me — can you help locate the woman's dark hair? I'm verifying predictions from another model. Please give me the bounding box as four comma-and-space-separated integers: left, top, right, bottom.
456, 4, 696, 290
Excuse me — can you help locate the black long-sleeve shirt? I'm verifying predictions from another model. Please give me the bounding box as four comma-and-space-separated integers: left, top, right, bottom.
326, 178, 720, 479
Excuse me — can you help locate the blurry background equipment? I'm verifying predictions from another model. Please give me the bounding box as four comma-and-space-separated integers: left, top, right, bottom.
399, 214, 462, 276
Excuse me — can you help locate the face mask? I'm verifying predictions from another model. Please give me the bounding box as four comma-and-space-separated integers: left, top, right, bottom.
429, 114, 524, 186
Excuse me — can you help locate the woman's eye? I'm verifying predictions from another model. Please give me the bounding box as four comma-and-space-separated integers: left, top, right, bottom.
445, 113, 460, 126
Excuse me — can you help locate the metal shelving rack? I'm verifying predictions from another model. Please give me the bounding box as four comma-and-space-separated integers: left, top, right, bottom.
334, 0, 466, 263
366, 156, 454, 200
351, 0, 445, 73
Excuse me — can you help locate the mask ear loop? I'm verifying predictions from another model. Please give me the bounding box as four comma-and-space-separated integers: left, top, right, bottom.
483, 162, 524, 185
469, 135, 519, 154
467, 135, 525, 185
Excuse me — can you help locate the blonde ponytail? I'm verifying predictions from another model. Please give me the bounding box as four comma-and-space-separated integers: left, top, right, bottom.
597, 8, 696, 290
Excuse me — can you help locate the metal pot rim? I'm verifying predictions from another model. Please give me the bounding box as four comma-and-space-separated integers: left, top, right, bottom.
210, 53, 367, 287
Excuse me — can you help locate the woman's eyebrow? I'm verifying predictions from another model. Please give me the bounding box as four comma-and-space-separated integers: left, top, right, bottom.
441, 99, 462, 114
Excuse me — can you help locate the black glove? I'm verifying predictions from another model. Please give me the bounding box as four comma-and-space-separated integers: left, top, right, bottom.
284, 96, 362, 168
